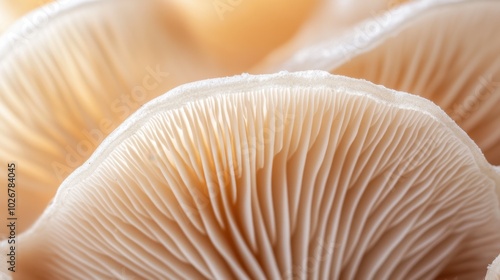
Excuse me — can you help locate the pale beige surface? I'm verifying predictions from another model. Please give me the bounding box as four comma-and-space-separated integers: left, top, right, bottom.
0, 0, 499, 279
4, 72, 499, 279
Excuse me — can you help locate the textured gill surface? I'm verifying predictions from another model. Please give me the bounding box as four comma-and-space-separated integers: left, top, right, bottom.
0, 0, 224, 235
11, 74, 500, 279
331, 0, 500, 165
266, 0, 500, 165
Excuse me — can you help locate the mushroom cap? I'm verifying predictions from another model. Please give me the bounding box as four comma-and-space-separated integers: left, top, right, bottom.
5, 71, 500, 279
257, 0, 500, 165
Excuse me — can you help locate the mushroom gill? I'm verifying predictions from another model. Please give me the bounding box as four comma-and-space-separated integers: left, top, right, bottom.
4, 71, 499, 279
259, 0, 500, 165
0, 0, 317, 236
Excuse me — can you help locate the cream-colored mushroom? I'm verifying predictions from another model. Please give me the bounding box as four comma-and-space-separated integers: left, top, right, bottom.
487, 254, 500, 280
256, 0, 409, 68
3, 71, 499, 279
257, 0, 500, 165
0, 0, 319, 236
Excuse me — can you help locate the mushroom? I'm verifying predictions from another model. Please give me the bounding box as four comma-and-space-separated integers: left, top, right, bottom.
254, 0, 409, 68
257, 0, 500, 165
487, 254, 500, 280
0, 0, 318, 236
3, 71, 499, 279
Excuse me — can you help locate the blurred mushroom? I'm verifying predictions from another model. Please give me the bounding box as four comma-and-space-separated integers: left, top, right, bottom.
167, 0, 319, 71
256, 0, 409, 68
0, 0, 319, 235
0, 0, 51, 33
3, 71, 499, 279
258, 0, 500, 165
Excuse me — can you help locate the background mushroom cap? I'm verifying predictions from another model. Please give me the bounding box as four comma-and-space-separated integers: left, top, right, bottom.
257, 0, 500, 165
0, 0, 212, 236
5, 71, 500, 279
